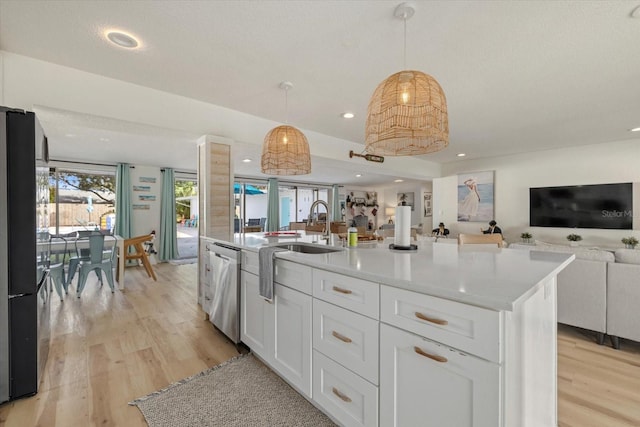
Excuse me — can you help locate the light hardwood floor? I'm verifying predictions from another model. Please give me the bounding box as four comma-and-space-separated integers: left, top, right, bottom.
0, 262, 239, 427
1, 263, 639, 426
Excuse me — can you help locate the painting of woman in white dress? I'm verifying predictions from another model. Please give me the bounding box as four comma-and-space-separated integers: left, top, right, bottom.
457, 171, 494, 221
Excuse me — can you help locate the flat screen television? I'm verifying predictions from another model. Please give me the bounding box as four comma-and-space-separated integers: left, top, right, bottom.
529, 183, 633, 229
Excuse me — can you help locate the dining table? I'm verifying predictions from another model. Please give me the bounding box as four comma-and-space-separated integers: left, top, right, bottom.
39, 234, 126, 290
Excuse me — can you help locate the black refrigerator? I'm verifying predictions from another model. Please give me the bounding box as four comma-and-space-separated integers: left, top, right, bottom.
0, 107, 50, 403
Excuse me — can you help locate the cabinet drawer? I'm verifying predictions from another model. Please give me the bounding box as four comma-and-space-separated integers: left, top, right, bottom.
313, 299, 379, 384
313, 269, 379, 319
380, 285, 502, 363
275, 259, 312, 295
313, 350, 378, 427
241, 250, 259, 275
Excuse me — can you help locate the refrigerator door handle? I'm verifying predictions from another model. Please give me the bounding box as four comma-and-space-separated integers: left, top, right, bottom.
9, 268, 47, 298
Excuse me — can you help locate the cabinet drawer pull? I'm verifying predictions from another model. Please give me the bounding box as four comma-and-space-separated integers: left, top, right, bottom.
414, 346, 448, 363
415, 311, 448, 326
332, 387, 352, 403
332, 286, 352, 295
331, 330, 353, 343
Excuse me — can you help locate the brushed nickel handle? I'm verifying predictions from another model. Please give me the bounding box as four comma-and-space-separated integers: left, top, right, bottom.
414, 346, 448, 363
332, 387, 352, 403
332, 330, 352, 343
332, 286, 352, 295
264, 298, 273, 304
415, 311, 448, 326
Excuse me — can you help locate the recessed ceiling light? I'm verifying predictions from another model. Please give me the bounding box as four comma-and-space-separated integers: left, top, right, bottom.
394, 179, 404, 183
355, 174, 362, 177
105, 30, 140, 49
630, 127, 640, 132
99, 137, 110, 142
65, 133, 76, 138
457, 153, 466, 157
342, 112, 355, 119
242, 158, 252, 163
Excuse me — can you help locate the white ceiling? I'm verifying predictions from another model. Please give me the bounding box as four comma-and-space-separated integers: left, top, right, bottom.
2, 1, 640, 184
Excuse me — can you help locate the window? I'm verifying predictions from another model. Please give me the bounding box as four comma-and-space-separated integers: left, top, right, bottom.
49, 168, 116, 235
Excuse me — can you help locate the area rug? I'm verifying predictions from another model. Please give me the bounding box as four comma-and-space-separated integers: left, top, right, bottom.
129, 354, 336, 427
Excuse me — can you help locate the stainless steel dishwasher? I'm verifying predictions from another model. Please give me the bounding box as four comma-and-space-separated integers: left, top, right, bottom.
203, 241, 241, 344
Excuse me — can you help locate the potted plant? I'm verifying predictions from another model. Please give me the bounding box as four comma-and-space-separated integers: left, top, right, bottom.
566, 234, 582, 247
622, 236, 639, 249
520, 232, 533, 244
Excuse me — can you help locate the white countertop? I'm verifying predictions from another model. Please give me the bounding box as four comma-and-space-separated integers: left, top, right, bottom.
205, 233, 575, 312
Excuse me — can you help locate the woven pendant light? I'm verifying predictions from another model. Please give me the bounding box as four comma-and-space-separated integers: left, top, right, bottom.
365, 3, 449, 156
261, 82, 311, 175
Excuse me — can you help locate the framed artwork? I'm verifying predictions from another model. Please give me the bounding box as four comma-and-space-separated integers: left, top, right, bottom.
139, 176, 156, 183
397, 192, 415, 211
457, 171, 494, 222
133, 185, 151, 192
345, 190, 379, 229
423, 192, 432, 217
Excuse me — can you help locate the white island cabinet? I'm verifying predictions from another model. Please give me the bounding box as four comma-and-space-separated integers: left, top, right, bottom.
379, 323, 500, 426
240, 254, 313, 398
229, 237, 572, 427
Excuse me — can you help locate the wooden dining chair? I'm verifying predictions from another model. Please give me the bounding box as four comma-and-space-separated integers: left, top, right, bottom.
119, 234, 157, 281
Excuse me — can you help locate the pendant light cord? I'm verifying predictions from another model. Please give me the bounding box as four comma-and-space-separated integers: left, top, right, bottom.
403, 14, 407, 70
284, 87, 289, 125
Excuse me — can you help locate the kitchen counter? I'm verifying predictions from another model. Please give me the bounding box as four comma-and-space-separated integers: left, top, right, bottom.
216, 232, 574, 311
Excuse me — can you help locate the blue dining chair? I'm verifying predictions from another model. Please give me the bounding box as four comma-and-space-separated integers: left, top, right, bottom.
66, 230, 96, 288
76, 233, 116, 297
48, 235, 69, 300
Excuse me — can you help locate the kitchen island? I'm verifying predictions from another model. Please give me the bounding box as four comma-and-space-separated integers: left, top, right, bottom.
199, 233, 574, 427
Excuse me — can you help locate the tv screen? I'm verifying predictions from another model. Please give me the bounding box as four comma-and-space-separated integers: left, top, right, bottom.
530, 183, 633, 229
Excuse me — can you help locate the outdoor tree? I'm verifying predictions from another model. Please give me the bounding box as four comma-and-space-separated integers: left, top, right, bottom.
53, 172, 116, 204
175, 180, 197, 221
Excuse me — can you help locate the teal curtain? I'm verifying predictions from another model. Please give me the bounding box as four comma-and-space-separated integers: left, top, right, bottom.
158, 168, 178, 261
265, 178, 279, 232
115, 164, 132, 240
331, 184, 341, 221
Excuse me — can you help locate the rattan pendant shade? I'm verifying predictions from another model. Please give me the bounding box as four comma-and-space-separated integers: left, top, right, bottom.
365, 70, 448, 156
261, 125, 311, 175
365, 3, 449, 156
261, 81, 311, 176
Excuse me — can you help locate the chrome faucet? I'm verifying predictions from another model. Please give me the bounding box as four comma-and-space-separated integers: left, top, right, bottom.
307, 200, 330, 238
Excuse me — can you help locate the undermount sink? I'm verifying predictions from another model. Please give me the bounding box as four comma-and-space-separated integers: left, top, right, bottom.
273, 242, 344, 254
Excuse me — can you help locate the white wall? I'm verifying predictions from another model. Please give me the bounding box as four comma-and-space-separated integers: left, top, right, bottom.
380, 182, 433, 232
129, 165, 162, 238
435, 139, 640, 246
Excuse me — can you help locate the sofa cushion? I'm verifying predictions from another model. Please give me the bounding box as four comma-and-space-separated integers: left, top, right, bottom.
614, 249, 640, 264
573, 249, 615, 262
514, 242, 615, 262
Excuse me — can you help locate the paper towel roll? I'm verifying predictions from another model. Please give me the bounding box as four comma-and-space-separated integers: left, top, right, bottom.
394, 206, 411, 248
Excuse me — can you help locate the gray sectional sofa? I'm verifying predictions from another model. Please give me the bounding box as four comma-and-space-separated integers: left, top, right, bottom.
509, 243, 640, 349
